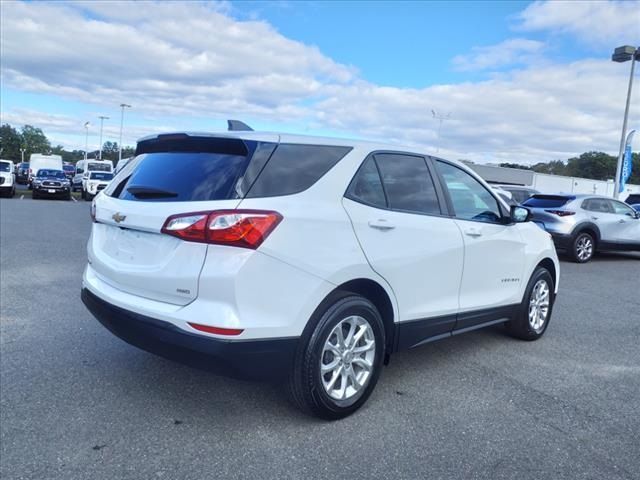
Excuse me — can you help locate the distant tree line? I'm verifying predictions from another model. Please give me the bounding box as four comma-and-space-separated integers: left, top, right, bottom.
499, 151, 640, 184
0, 123, 135, 166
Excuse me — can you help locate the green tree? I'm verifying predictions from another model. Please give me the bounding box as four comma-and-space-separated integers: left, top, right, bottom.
0, 124, 23, 162
499, 162, 530, 170
565, 151, 616, 181
21, 125, 51, 158
531, 160, 567, 176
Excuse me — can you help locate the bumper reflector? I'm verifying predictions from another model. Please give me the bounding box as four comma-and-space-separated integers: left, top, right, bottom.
187, 322, 244, 336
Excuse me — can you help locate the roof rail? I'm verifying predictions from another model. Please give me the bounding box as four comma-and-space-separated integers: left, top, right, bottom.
227, 120, 254, 132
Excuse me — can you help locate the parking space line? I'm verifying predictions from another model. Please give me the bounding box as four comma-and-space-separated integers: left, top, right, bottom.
72, 196, 77, 203
20, 195, 24, 200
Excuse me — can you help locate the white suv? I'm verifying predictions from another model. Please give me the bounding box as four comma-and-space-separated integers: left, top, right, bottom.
82, 128, 560, 419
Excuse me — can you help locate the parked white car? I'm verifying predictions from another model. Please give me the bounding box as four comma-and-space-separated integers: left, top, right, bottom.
82, 171, 114, 201
0, 160, 16, 197
73, 160, 113, 193
82, 128, 560, 419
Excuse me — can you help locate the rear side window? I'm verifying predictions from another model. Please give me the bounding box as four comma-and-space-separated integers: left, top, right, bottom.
582, 198, 612, 213
346, 157, 386, 208
523, 195, 573, 208
375, 154, 441, 215
246, 144, 352, 198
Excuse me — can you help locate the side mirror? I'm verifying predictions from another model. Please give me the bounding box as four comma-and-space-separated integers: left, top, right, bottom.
511, 205, 531, 223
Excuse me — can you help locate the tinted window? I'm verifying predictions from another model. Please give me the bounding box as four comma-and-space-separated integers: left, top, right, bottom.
246, 144, 352, 198
609, 200, 636, 216
437, 161, 501, 223
374, 154, 441, 215
108, 151, 250, 202
0, 163, 10, 172
346, 157, 386, 208
523, 195, 573, 208
582, 198, 612, 213
63, 165, 75, 172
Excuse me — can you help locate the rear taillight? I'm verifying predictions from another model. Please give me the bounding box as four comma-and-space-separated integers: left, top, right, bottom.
545, 209, 575, 217
161, 210, 282, 249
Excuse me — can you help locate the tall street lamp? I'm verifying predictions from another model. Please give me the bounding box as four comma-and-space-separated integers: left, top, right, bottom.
20, 148, 26, 163
612, 45, 639, 199
98, 115, 109, 160
118, 103, 131, 163
84, 122, 90, 160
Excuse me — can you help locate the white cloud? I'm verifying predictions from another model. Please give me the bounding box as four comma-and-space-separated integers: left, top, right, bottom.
451, 38, 545, 72
1, 0, 638, 165
517, 0, 640, 47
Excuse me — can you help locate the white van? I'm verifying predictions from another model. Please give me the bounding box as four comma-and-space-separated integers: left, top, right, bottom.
0, 159, 16, 197
73, 160, 114, 192
29, 154, 63, 186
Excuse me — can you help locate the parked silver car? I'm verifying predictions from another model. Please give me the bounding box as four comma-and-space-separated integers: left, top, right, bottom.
523, 194, 640, 263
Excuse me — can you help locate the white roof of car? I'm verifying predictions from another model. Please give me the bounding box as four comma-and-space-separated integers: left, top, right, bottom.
136, 130, 429, 155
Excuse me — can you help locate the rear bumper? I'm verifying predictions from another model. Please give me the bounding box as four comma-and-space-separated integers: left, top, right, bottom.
81, 288, 298, 381
550, 233, 573, 250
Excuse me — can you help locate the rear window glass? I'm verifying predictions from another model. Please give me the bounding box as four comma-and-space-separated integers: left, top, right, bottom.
63, 165, 75, 172
107, 151, 251, 202
523, 195, 572, 208
246, 144, 352, 198
0, 163, 10, 172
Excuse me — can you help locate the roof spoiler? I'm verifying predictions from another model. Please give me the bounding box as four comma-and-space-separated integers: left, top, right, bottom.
227, 120, 254, 132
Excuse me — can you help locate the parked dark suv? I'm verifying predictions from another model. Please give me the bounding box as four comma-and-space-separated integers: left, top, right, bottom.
16, 162, 30, 184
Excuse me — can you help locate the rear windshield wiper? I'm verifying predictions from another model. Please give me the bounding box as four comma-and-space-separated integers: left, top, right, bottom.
127, 186, 178, 199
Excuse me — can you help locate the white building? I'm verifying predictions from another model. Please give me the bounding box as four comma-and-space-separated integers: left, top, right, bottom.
467, 163, 639, 198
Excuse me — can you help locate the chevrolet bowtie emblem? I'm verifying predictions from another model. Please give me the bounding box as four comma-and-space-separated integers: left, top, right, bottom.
112, 212, 127, 223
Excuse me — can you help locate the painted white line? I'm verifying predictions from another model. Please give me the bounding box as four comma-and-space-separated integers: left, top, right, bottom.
20, 195, 24, 200
71, 196, 78, 203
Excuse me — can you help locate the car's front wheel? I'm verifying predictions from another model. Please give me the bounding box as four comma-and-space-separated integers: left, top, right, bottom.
288, 293, 385, 420
570, 232, 595, 263
507, 266, 554, 340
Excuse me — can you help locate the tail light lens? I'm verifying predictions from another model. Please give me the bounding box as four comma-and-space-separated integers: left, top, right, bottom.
545, 209, 575, 217
161, 210, 282, 249
187, 322, 243, 336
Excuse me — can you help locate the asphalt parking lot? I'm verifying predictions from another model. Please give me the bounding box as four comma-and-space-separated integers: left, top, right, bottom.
1, 196, 639, 480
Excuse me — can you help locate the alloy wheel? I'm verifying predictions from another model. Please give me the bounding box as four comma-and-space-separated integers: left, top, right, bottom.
528, 279, 550, 333
576, 235, 593, 261
320, 315, 376, 401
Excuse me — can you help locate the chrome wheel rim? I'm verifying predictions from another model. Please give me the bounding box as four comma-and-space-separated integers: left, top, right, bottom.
528, 279, 550, 333
576, 236, 593, 261
320, 315, 376, 401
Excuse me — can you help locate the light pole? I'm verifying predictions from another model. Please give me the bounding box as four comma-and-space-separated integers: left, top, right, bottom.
20, 148, 26, 163
612, 45, 639, 199
84, 122, 90, 160
431, 109, 451, 154
118, 103, 131, 163
98, 115, 109, 160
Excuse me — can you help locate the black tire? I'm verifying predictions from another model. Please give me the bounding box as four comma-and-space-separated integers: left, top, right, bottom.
32, 191, 39, 199
506, 267, 554, 341
65, 192, 71, 200
569, 231, 595, 263
10, 187, 15, 198
85, 192, 93, 201
81, 189, 86, 200
288, 293, 386, 420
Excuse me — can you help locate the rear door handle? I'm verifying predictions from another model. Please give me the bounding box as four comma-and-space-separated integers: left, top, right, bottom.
464, 227, 482, 237
591, 216, 599, 220
618, 219, 626, 223
368, 219, 395, 230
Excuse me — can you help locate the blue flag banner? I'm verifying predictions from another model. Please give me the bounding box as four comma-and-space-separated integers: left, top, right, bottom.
620, 129, 635, 193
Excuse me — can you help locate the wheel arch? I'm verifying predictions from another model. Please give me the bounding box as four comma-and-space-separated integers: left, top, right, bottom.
536, 257, 557, 292
573, 222, 601, 246
327, 278, 396, 354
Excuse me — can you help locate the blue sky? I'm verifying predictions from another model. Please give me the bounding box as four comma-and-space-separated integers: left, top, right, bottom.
1, 0, 638, 164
